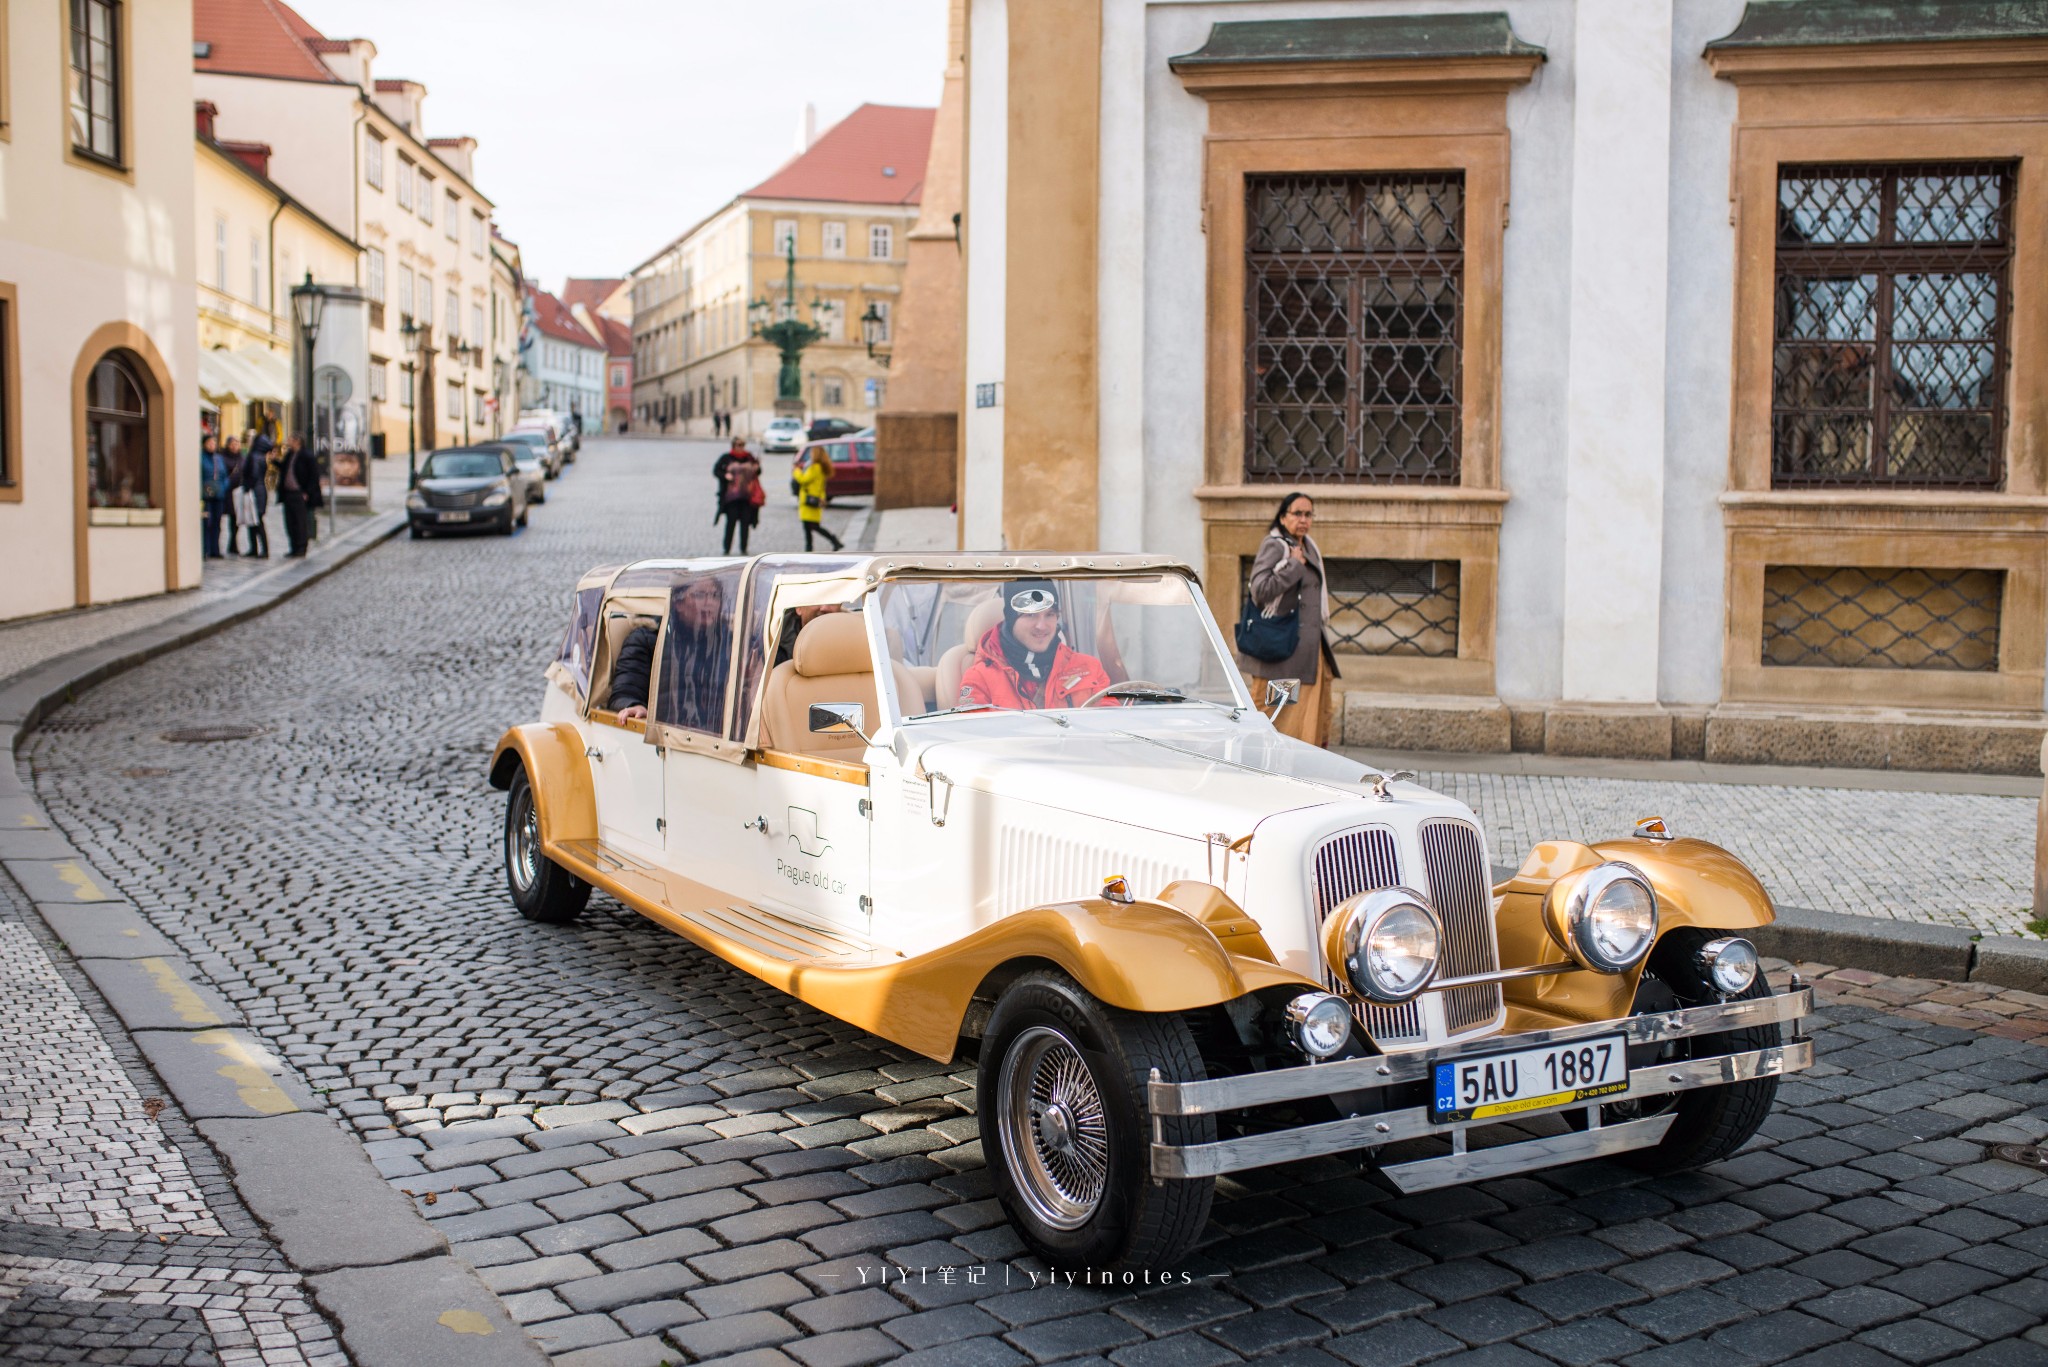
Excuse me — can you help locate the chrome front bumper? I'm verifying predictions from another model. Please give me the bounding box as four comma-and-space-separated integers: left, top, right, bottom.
1149, 986, 1813, 1190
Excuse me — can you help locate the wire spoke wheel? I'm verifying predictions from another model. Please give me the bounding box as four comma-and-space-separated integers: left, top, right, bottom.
508, 783, 540, 892
1000, 1026, 1110, 1230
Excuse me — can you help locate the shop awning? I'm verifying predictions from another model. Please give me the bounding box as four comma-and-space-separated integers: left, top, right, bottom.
198, 346, 293, 404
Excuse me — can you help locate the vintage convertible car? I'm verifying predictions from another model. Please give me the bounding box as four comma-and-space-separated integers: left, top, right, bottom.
490, 554, 1813, 1270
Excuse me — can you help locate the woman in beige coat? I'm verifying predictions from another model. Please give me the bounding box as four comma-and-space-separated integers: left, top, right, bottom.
1236, 492, 1339, 746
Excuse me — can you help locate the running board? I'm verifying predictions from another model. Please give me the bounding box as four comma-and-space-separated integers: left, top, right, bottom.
676, 903, 879, 964
1379, 1114, 1677, 1193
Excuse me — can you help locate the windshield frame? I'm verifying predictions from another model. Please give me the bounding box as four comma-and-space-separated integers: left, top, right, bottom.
419, 451, 506, 480
874, 569, 1252, 726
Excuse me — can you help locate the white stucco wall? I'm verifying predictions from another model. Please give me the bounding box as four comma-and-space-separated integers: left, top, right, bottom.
0, 1, 197, 622
194, 74, 358, 231
962, 0, 1009, 550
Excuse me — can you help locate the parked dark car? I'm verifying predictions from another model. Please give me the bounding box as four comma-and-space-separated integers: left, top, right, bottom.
405, 446, 528, 538
806, 416, 861, 443
792, 436, 875, 502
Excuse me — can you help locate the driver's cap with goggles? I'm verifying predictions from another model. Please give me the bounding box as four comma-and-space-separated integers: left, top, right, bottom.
1008, 587, 1058, 615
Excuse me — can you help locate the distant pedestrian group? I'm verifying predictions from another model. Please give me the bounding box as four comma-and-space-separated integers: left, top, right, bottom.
201, 426, 324, 562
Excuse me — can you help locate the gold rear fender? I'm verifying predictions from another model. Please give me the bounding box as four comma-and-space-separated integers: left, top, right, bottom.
488, 723, 596, 846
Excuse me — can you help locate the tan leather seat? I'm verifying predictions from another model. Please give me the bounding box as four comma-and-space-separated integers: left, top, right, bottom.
934, 598, 1005, 710
760, 612, 920, 760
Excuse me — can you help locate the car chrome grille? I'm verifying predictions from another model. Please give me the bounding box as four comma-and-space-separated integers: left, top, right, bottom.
424, 488, 487, 509
1421, 819, 1503, 1034
1309, 827, 1422, 1044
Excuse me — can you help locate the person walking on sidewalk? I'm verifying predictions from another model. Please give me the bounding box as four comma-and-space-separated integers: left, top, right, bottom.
713, 441, 763, 555
277, 435, 320, 558
235, 429, 272, 559
795, 445, 843, 552
1236, 491, 1338, 747
220, 435, 244, 555
200, 435, 230, 560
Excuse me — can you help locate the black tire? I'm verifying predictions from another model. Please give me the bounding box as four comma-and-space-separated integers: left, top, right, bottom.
408, 524, 423, 540
504, 768, 590, 923
979, 969, 1214, 1271
1622, 933, 1781, 1174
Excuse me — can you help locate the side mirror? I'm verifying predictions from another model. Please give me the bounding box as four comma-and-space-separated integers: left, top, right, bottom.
809, 702, 866, 736
1263, 678, 1300, 720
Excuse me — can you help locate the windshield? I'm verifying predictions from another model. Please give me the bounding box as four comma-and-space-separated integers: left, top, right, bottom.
878, 574, 1247, 719
505, 431, 547, 446
420, 452, 503, 479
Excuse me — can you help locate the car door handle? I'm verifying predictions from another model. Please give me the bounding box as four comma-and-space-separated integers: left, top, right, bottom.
742, 815, 767, 833
585, 746, 605, 761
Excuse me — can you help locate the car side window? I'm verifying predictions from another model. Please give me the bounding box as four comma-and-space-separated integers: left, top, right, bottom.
554, 585, 604, 699
731, 556, 862, 743
653, 566, 744, 736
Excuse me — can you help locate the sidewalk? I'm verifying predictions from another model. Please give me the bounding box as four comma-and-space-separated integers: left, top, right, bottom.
0, 455, 407, 684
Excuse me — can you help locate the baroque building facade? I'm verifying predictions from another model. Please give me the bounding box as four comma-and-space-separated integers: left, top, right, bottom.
630, 104, 932, 438
960, 0, 2048, 771
0, 0, 202, 621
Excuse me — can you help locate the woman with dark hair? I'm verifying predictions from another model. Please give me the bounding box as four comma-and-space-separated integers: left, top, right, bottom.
1236, 491, 1338, 746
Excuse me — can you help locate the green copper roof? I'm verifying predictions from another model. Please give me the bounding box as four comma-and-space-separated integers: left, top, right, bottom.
1708, 0, 2048, 49
1168, 13, 1544, 70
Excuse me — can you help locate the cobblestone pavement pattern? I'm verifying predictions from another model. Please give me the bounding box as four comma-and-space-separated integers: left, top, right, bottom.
18, 436, 2048, 1364
0, 869, 345, 1364
1407, 771, 2037, 938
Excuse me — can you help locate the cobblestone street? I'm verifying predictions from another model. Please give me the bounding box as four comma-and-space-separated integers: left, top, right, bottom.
10, 436, 2048, 1364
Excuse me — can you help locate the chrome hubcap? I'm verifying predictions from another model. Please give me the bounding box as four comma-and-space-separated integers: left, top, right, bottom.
509, 788, 539, 892
998, 1026, 1109, 1230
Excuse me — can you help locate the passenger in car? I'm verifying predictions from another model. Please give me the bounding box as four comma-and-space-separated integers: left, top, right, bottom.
611, 625, 657, 721
613, 578, 733, 726
957, 580, 1111, 711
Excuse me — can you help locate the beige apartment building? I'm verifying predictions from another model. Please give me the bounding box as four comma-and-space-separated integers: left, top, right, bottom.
0, 0, 202, 622
193, 105, 359, 443
630, 104, 933, 437
193, 0, 500, 458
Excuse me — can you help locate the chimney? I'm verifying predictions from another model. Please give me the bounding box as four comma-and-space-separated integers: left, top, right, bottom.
796, 102, 817, 153
220, 140, 274, 180
194, 100, 218, 141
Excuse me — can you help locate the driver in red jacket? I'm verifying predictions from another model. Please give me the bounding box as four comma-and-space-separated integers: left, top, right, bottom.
957, 580, 1112, 711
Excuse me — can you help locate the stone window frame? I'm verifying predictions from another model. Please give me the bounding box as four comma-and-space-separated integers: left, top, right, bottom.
1174, 33, 1537, 699
69, 322, 176, 605
363, 128, 384, 190
64, 0, 127, 178
1712, 36, 2048, 714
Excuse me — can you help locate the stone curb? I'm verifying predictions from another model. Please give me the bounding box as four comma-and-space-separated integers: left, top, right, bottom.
1757, 905, 2048, 996
0, 506, 546, 1365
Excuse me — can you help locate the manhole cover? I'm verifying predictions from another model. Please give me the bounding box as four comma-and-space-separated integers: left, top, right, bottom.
158, 724, 268, 744
119, 766, 173, 778
1992, 1142, 2048, 1171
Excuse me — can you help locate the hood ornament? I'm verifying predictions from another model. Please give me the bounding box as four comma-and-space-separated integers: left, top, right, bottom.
1634, 816, 1674, 841
1369, 770, 1417, 802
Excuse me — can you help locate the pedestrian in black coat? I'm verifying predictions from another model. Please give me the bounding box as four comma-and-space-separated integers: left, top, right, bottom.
277, 436, 321, 558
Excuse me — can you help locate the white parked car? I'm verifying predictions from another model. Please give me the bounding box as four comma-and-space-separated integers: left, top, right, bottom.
491, 554, 1812, 1270
762, 417, 806, 454
519, 409, 578, 459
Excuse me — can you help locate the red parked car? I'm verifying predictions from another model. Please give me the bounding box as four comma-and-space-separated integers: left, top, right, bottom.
792, 436, 875, 502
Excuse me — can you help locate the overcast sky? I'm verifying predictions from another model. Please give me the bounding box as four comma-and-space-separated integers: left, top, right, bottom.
292, 1, 949, 291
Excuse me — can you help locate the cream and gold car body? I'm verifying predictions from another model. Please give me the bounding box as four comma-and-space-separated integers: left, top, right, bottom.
492, 553, 1812, 1222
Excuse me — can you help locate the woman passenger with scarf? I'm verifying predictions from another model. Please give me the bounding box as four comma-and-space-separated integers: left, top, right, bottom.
956, 580, 1110, 711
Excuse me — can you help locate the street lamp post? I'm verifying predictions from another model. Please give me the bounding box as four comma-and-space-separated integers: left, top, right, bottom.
290, 273, 332, 537
401, 319, 423, 488
860, 302, 893, 368
747, 238, 825, 410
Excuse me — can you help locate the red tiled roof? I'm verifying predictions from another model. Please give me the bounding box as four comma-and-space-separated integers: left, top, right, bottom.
561, 277, 625, 316
745, 104, 934, 206
527, 289, 604, 350
375, 79, 411, 91
597, 316, 633, 359
193, 0, 340, 83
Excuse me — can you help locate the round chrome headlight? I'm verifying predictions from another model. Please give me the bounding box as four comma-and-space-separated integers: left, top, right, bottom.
1283, 992, 1354, 1060
1553, 862, 1659, 974
1323, 887, 1442, 1005
1697, 937, 1759, 995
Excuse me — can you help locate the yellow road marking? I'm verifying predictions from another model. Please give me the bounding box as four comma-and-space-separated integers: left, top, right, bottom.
137, 957, 226, 1026
56, 861, 107, 900
437, 1310, 495, 1336
190, 1029, 299, 1114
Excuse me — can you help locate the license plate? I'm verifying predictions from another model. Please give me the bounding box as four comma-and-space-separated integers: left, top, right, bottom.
438, 510, 471, 522
1432, 1033, 1629, 1123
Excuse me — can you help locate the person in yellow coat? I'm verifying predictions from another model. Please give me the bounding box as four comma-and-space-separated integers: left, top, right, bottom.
795, 448, 844, 552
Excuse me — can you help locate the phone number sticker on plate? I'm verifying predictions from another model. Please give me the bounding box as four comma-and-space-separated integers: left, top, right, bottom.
1432, 1033, 1629, 1123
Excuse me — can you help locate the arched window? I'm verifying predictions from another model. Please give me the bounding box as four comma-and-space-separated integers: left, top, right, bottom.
85, 351, 150, 508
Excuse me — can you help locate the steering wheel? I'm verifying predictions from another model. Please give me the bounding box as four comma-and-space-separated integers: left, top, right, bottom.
1080, 679, 1182, 708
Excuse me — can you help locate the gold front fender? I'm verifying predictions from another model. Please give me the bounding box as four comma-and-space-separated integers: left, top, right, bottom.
1495, 837, 1777, 1027
488, 723, 596, 846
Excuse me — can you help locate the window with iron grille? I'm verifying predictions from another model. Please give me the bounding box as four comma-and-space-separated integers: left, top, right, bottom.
1772, 163, 2013, 489
1245, 556, 1460, 657
1762, 565, 2001, 672
1245, 173, 1464, 484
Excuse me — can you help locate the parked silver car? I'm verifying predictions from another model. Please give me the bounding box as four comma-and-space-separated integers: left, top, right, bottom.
404, 446, 528, 538
502, 428, 563, 480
